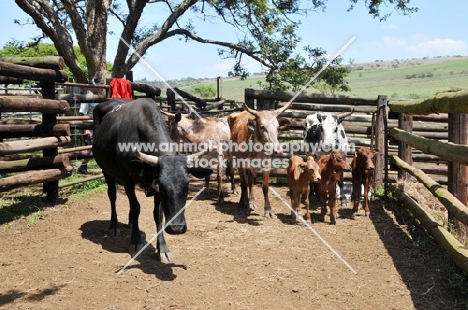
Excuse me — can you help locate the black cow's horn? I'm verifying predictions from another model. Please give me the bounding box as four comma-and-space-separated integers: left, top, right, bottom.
136, 151, 159, 166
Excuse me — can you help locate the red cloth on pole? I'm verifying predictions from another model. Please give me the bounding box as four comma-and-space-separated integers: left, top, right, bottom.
110, 78, 133, 99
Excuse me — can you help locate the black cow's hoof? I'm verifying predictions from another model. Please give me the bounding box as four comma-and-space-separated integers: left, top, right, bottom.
157, 252, 175, 263
129, 243, 144, 256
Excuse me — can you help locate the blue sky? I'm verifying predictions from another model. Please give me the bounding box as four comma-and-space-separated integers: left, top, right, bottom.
1, 0, 467, 80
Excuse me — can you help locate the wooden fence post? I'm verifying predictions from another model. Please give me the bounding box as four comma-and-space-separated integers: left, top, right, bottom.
244, 88, 255, 109
448, 113, 468, 234
374, 95, 388, 193
41, 81, 59, 203
398, 113, 413, 180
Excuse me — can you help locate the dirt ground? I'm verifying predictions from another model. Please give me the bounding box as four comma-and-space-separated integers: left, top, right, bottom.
0, 181, 467, 310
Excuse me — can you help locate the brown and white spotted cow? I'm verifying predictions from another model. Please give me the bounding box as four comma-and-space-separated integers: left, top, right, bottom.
287, 155, 321, 224
317, 150, 352, 225
228, 102, 292, 217
161, 109, 234, 204
351, 147, 379, 217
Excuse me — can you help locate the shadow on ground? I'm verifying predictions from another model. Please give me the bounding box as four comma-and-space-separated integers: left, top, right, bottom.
80, 220, 187, 281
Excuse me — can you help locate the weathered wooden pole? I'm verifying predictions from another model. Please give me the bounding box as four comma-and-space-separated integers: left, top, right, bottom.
0, 61, 67, 83
167, 88, 176, 111
448, 113, 468, 234
0, 56, 65, 70
41, 81, 60, 203
0, 123, 70, 138
374, 95, 388, 192
0, 97, 70, 113
398, 113, 413, 180
0, 154, 70, 172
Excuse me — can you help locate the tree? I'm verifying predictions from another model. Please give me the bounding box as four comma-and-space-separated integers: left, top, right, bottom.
193, 84, 216, 98
13, 0, 417, 86
0, 42, 112, 80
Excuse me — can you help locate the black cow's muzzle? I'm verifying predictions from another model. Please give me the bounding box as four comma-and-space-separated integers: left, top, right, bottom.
165, 224, 187, 235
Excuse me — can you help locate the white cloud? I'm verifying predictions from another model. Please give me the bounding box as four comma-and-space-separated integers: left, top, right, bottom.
381, 36, 406, 49
406, 38, 467, 56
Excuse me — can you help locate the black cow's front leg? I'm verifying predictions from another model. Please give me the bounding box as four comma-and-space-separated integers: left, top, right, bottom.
153, 193, 174, 263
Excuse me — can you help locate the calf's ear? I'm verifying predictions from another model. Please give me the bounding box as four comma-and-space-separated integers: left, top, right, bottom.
294, 163, 305, 180
188, 167, 213, 179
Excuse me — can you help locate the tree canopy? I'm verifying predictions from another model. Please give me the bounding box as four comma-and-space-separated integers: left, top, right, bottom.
12, 0, 417, 91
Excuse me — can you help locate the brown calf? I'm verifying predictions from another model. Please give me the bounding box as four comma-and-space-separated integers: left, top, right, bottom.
351, 147, 379, 217
287, 155, 321, 224
317, 151, 352, 225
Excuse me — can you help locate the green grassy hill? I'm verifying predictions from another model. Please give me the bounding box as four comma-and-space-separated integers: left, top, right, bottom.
142, 55, 468, 102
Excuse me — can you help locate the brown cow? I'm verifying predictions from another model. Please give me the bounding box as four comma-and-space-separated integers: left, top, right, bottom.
228, 102, 292, 217
161, 110, 234, 203
351, 147, 379, 217
287, 155, 321, 224
317, 150, 352, 225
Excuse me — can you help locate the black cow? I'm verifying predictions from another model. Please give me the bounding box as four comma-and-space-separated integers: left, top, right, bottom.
92, 98, 212, 262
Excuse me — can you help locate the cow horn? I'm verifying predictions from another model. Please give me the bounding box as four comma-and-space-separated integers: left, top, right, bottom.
338, 109, 354, 120
275, 101, 293, 116
243, 102, 259, 117
160, 110, 176, 118
135, 150, 159, 166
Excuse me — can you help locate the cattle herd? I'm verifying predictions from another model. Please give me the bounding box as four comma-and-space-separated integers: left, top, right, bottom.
91, 98, 379, 261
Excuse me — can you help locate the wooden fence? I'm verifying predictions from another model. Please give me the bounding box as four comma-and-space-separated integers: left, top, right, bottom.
387, 90, 468, 274
0, 57, 73, 202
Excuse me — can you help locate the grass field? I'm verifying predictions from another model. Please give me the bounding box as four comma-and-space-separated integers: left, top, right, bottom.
157, 55, 468, 102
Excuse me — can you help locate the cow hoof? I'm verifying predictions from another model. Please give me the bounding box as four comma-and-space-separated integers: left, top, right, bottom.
365, 212, 369, 217
217, 196, 225, 204
109, 228, 120, 237
264, 211, 276, 219
129, 243, 144, 256
249, 202, 256, 211
157, 252, 175, 263
351, 213, 356, 219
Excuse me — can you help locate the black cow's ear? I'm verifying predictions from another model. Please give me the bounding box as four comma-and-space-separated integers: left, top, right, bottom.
175, 112, 182, 123
188, 167, 213, 179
